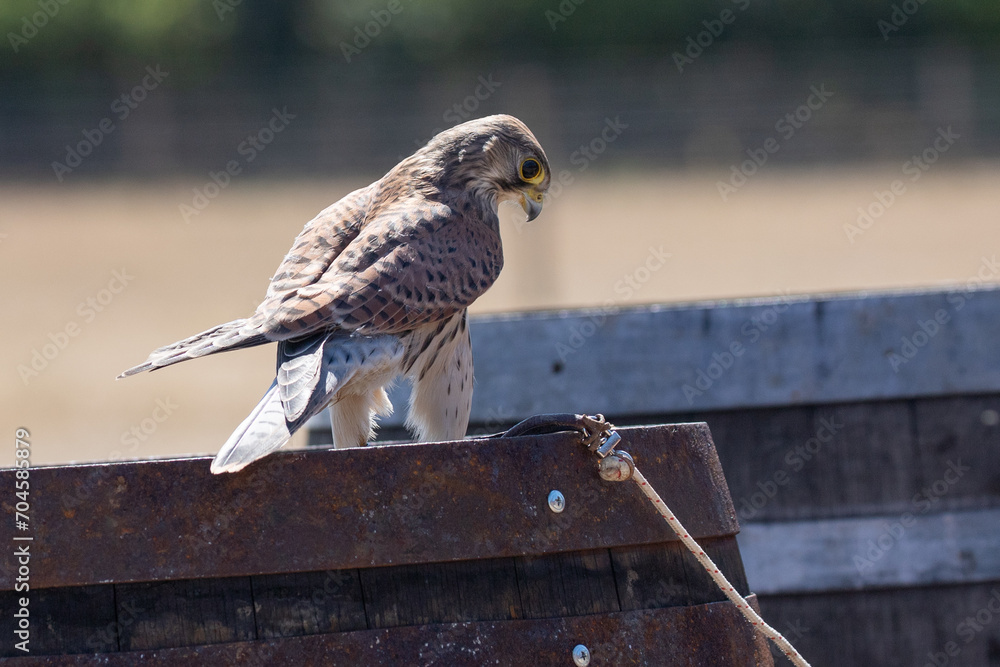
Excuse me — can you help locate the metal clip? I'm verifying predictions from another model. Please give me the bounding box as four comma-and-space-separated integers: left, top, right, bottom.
594, 430, 622, 458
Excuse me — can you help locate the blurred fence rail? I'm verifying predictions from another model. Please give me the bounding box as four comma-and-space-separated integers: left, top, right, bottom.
2, 46, 997, 179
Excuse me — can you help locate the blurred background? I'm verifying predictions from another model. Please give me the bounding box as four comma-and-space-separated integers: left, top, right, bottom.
2, 0, 999, 466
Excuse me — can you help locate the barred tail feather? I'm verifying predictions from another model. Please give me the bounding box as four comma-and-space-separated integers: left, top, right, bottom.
117, 319, 268, 378
211, 363, 342, 474
210, 381, 304, 474
212, 333, 405, 473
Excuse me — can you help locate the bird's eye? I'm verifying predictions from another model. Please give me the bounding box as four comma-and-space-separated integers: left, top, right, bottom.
519, 158, 544, 184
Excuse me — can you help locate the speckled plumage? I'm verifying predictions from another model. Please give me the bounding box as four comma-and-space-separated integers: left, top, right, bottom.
119, 114, 550, 473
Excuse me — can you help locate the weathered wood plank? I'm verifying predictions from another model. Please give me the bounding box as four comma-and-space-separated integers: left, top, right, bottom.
3, 600, 773, 666
739, 507, 1000, 594
359, 557, 521, 628
702, 405, 819, 522
251, 570, 367, 639
307, 287, 1000, 439
514, 549, 620, 619
0, 540, 751, 658
681, 395, 1000, 523
912, 393, 1000, 511
611, 537, 750, 612
0, 424, 738, 591
708, 401, 920, 522
611, 542, 692, 610
759, 583, 1000, 667
115, 578, 256, 651
0, 585, 116, 658
683, 537, 751, 605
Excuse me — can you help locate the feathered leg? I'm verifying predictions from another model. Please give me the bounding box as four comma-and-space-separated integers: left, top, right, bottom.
405, 312, 473, 442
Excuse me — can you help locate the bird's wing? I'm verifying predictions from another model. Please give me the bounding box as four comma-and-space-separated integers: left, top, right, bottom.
262, 183, 377, 302
254, 191, 503, 340
211, 332, 403, 473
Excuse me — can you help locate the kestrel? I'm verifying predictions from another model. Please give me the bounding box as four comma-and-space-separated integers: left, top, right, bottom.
119, 115, 550, 473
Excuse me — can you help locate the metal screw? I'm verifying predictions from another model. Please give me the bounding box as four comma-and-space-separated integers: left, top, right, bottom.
547, 489, 565, 513
572, 644, 591, 666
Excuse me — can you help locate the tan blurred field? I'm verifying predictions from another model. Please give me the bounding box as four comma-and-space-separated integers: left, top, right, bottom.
3, 164, 999, 467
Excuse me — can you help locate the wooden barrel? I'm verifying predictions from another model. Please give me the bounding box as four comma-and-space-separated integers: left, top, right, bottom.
0, 424, 772, 665
308, 287, 998, 666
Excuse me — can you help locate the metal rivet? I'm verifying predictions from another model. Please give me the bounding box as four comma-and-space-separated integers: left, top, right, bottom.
547, 490, 565, 513
572, 644, 591, 666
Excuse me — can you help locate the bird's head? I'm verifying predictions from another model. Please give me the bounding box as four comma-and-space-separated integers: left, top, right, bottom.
415, 114, 551, 222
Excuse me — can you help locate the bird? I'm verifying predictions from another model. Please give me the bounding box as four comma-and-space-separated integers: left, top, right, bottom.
119, 114, 550, 474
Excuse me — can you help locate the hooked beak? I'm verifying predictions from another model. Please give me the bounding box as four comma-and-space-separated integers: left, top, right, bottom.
520, 189, 544, 222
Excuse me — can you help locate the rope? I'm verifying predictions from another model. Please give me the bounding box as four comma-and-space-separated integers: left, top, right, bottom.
629, 465, 811, 667
497, 413, 811, 666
